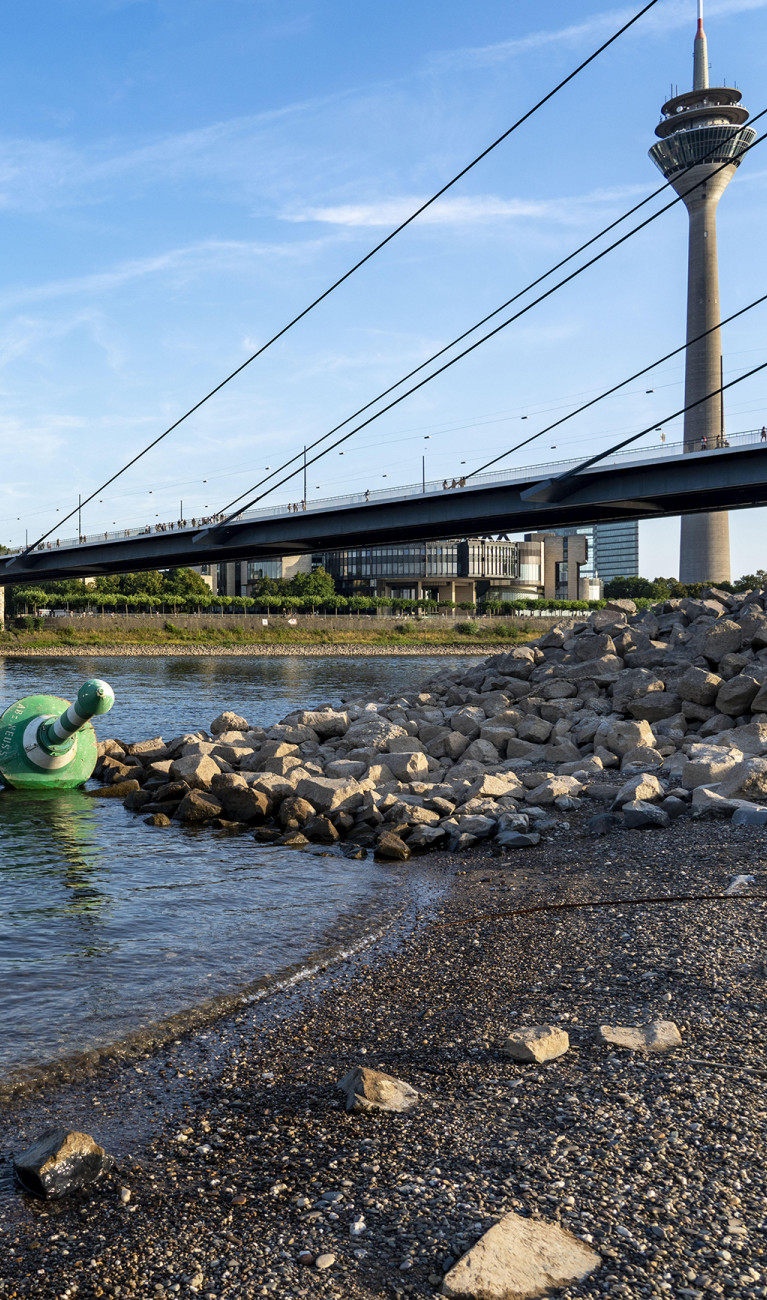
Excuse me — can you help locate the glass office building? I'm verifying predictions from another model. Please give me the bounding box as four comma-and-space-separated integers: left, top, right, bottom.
553, 521, 639, 585
320, 538, 547, 602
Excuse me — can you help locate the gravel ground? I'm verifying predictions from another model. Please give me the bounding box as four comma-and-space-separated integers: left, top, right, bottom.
1, 814, 766, 1300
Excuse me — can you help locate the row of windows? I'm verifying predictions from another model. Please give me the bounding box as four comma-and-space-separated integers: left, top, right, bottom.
650, 125, 756, 176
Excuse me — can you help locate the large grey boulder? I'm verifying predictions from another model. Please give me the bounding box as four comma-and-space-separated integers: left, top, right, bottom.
170, 753, 221, 791
715, 673, 761, 717
296, 775, 363, 814
573, 632, 615, 661
341, 715, 408, 752
450, 706, 486, 738
338, 1067, 419, 1113
384, 750, 430, 782
516, 715, 552, 744
210, 711, 249, 734
613, 773, 664, 807
712, 720, 767, 755
628, 691, 682, 722
442, 1212, 600, 1299
703, 619, 743, 663
717, 756, 767, 803
283, 709, 349, 738
677, 666, 723, 706
14, 1128, 108, 1199
216, 784, 269, 824
680, 745, 742, 790
374, 831, 411, 861
622, 799, 670, 829
593, 718, 655, 757
174, 790, 223, 823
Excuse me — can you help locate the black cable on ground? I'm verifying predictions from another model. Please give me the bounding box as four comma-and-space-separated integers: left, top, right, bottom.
435, 890, 767, 931
16, 0, 662, 560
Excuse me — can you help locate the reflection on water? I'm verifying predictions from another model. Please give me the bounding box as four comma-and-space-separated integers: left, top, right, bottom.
0, 654, 467, 1080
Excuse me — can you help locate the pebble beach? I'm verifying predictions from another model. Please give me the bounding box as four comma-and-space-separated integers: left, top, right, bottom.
3, 587, 767, 1299
1, 813, 765, 1300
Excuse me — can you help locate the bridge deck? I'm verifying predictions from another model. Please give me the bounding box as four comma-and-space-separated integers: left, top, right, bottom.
3, 428, 766, 584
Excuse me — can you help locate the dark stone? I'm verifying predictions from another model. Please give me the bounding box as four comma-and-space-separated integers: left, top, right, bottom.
374, 831, 411, 861
587, 813, 622, 836
123, 788, 154, 812
496, 831, 542, 848
304, 815, 340, 844
341, 843, 368, 859
174, 791, 223, 823
660, 796, 688, 819
152, 780, 190, 803
731, 806, 767, 827
217, 785, 269, 824
13, 1128, 107, 1199
330, 811, 356, 835
144, 813, 172, 827
253, 827, 283, 843
623, 800, 670, 829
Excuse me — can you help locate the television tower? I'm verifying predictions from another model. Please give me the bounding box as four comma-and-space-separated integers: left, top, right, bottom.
649, 0, 755, 584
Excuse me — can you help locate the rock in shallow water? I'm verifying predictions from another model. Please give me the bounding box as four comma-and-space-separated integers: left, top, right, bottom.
13, 1127, 108, 1198
441, 1210, 600, 1299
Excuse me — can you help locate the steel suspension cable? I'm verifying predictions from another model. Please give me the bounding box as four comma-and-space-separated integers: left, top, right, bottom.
208, 126, 766, 524
532, 357, 767, 493
217, 106, 767, 516
16, 0, 662, 560
465, 292, 767, 479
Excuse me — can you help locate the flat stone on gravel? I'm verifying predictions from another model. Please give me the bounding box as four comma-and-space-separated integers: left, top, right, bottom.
501, 1024, 569, 1064
338, 1066, 420, 1113
13, 1127, 108, 1199
597, 1019, 682, 1052
441, 1211, 600, 1299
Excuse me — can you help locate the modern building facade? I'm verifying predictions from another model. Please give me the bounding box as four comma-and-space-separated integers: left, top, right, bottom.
649, 1, 755, 583
553, 521, 639, 586
216, 535, 593, 604
216, 554, 311, 597
320, 534, 589, 603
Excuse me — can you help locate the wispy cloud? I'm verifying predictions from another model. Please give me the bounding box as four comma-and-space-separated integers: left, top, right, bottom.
284, 184, 648, 229
0, 88, 354, 213
432, 0, 767, 71
0, 236, 334, 311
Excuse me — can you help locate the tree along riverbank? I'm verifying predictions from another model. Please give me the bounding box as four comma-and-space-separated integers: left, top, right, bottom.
0, 614, 550, 653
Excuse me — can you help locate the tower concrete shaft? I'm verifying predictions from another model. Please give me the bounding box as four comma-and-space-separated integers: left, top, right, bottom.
649, 3, 755, 584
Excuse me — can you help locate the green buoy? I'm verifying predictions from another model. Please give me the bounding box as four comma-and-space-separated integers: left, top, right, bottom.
0, 678, 115, 790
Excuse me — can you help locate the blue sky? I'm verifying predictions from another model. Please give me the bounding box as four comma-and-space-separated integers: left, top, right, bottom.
1, 0, 766, 577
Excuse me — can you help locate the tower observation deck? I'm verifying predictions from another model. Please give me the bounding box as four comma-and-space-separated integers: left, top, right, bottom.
649, 1, 755, 584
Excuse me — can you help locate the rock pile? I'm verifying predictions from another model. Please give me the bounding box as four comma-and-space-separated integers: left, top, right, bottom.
94, 586, 767, 852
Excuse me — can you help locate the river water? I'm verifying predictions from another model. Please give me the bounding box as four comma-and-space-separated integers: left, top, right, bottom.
0, 655, 475, 1086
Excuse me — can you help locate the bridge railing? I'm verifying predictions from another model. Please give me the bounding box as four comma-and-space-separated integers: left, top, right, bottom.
10, 424, 766, 556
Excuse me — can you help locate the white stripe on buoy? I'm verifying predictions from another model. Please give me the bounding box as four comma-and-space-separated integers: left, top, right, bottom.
22, 716, 76, 770
50, 704, 84, 742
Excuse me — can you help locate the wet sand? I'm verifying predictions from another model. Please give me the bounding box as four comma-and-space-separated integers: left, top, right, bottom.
1, 816, 766, 1300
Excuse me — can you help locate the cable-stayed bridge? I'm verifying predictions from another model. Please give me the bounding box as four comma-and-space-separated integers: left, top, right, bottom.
3, 428, 766, 585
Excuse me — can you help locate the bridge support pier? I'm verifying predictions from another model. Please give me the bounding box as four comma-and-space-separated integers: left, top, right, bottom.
0, 585, 4, 629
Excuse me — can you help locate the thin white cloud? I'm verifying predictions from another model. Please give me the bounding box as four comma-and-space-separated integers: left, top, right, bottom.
0, 88, 354, 213
433, 0, 767, 71
284, 184, 648, 229
0, 236, 333, 312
